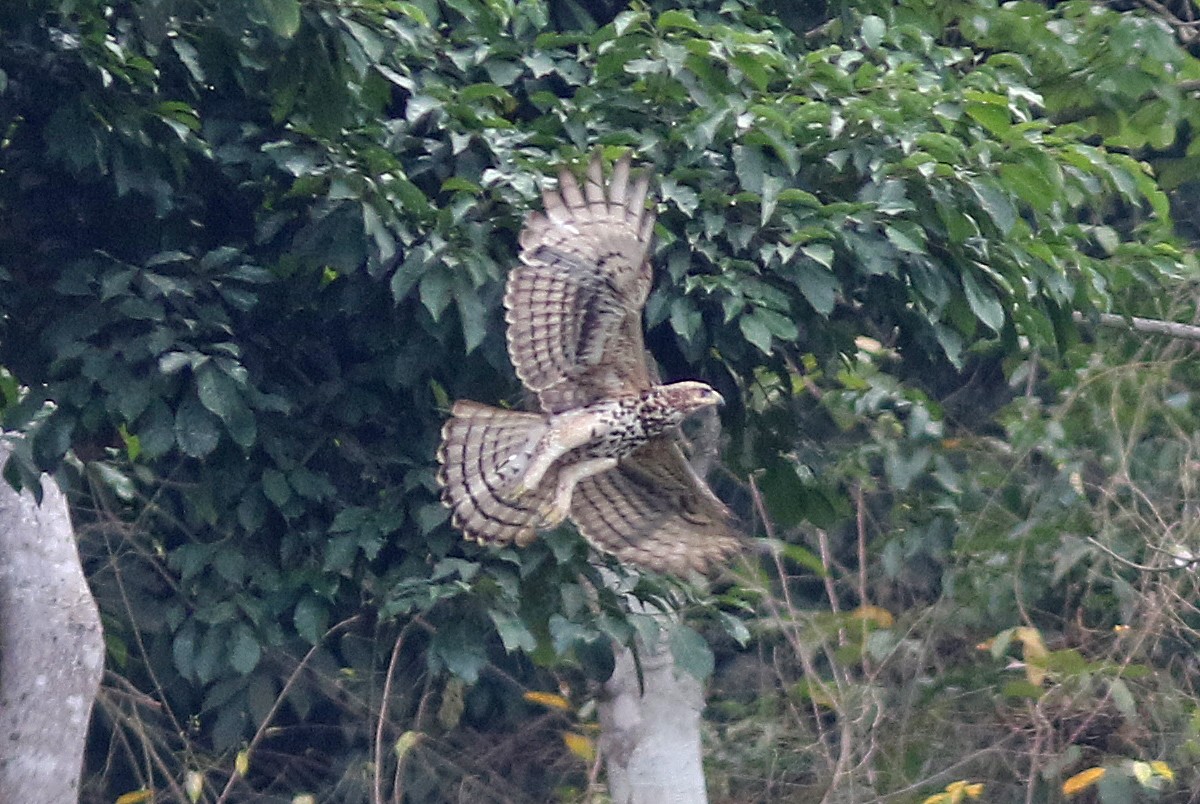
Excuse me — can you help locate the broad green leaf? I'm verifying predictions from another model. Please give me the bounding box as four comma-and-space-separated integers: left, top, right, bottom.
801, 243, 834, 269
999, 162, 1055, 213
740, 312, 773, 354
454, 283, 487, 353
1109, 678, 1137, 719
490, 610, 537, 653
174, 394, 221, 458
861, 15, 886, 48
293, 596, 328, 645
196, 362, 240, 423
261, 469, 292, 508
755, 308, 799, 342
93, 462, 136, 501
431, 618, 488, 682
792, 259, 838, 315
670, 297, 702, 344
969, 178, 1017, 235
173, 622, 198, 680
419, 269, 453, 321
965, 100, 1011, 136
323, 534, 359, 572
884, 224, 926, 255
732, 144, 764, 194
228, 625, 262, 675
31, 412, 74, 471
548, 613, 588, 655
657, 9, 701, 31
668, 625, 714, 680
258, 0, 301, 38
961, 269, 1005, 332
718, 612, 750, 647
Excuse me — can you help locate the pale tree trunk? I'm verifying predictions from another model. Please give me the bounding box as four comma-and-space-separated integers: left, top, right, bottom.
599, 628, 709, 804
0, 438, 105, 802
595, 409, 722, 803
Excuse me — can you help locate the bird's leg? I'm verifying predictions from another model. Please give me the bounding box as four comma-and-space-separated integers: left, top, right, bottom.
536, 457, 619, 527
508, 409, 607, 500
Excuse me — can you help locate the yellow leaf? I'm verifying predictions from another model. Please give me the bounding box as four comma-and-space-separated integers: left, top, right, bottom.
562, 731, 595, 763
394, 730, 421, 761
438, 677, 465, 730
921, 794, 948, 804
1013, 626, 1048, 659
523, 690, 572, 711
1132, 761, 1154, 785
850, 604, 894, 627
1150, 760, 1174, 782
1014, 626, 1048, 686
235, 749, 250, 777
115, 791, 154, 804
1062, 767, 1106, 796
185, 770, 204, 802
942, 780, 983, 802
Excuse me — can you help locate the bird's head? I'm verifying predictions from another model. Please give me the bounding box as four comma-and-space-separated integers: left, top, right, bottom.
657, 381, 724, 416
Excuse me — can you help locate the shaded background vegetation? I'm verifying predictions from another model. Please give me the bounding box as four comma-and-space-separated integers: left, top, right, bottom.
2, 0, 1200, 800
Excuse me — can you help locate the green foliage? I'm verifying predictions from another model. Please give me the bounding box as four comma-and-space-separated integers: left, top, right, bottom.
1, 0, 1198, 800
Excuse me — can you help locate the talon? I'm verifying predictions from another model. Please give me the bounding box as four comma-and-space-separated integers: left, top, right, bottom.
537, 498, 570, 527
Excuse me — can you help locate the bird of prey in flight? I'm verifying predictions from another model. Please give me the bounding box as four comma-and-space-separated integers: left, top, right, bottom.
437, 154, 741, 576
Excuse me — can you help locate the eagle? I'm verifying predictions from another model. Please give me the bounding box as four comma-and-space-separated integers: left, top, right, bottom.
436, 154, 742, 576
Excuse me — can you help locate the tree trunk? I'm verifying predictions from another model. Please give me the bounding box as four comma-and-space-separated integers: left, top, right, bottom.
596, 410, 719, 803
0, 439, 105, 802
598, 625, 709, 804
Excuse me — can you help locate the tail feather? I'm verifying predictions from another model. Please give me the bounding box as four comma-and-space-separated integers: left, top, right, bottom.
436, 401, 560, 547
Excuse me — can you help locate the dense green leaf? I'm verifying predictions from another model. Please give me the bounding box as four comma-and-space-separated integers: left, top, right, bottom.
961, 269, 1005, 332
258, 0, 301, 39
228, 624, 263, 675
174, 394, 221, 458
293, 596, 328, 646
430, 617, 488, 683
668, 625, 715, 681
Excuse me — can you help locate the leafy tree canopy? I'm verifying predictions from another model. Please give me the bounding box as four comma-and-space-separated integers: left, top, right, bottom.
1, 0, 1198, 799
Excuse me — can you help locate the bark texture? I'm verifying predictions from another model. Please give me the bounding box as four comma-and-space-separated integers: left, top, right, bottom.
0, 440, 104, 802
599, 632, 708, 804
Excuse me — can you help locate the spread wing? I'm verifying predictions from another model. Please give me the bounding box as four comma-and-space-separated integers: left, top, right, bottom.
504, 154, 657, 413
569, 438, 742, 576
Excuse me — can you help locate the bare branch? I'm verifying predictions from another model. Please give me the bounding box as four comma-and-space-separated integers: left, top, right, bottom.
1073, 311, 1200, 343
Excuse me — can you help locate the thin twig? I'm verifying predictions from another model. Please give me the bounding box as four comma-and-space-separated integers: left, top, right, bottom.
855, 483, 868, 611
853, 484, 871, 675
815, 529, 843, 620
93, 685, 191, 803
214, 614, 362, 804
747, 474, 837, 758
373, 621, 416, 804
1085, 535, 1192, 573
